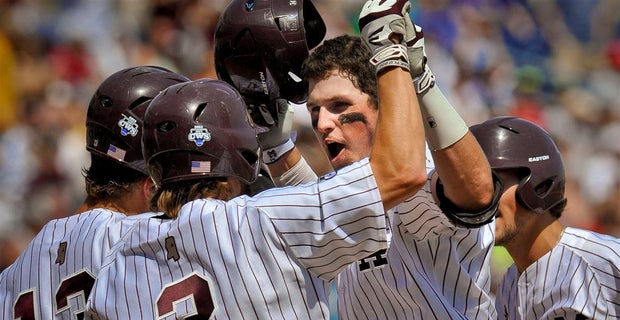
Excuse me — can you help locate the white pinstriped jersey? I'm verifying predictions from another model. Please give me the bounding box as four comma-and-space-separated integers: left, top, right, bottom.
496, 227, 620, 320
0, 209, 152, 320
337, 178, 497, 319
85, 159, 389, 320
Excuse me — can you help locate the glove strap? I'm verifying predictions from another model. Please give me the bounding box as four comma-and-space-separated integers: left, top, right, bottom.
370, 44, 410, 74
262, 139, 294, 164
412, 66, 435, 94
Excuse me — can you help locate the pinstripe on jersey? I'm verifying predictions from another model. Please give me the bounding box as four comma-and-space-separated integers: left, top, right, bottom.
85, 158, 389, 319
0, 209, 152, 320
496, 227, 620, 320
337, 178, 497, 319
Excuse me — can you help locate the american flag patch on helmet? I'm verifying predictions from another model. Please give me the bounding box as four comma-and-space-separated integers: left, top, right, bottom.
107, 144, 126, 160
191, 161, 211, 173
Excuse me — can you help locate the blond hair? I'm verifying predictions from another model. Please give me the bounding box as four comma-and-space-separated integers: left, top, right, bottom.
153, 178, 241, 218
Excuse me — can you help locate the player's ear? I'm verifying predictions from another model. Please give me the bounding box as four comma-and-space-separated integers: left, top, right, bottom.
142, 177, 158, 201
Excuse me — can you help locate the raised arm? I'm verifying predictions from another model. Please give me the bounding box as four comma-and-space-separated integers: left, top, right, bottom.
405, 16, 499, 226
359, 0, 428, 210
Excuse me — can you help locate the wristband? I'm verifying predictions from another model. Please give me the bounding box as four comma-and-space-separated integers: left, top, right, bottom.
418, 80, 468, 151
272, 156, 318, 187
370, 44, 410, 74
262, 139, 294, 164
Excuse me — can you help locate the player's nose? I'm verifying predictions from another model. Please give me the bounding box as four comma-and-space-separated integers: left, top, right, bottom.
313, 107, 337, 134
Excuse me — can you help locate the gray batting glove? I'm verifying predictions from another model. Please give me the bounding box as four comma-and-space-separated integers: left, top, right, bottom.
358, 0, 412, 74
259, 99, 295, 164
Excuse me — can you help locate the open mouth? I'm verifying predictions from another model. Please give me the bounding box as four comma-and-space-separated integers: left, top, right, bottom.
327, 142, 345, 159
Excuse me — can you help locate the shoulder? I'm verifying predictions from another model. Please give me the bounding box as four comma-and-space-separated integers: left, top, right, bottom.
559, 227, 620, 267
561, 227, 620, 254
74, 209, 128, 224
20, 211, 123, 245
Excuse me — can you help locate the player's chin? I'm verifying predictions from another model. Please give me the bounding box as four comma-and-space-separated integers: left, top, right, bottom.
330, 158, 348, 171
328, 148, 349, 170
493, 218, 517, 246
492, 217, 504, 238
331, 152, 364, 171
494, 229, 514, 247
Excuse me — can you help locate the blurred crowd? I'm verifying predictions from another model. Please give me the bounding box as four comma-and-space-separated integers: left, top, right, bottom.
0, 0, 618, 292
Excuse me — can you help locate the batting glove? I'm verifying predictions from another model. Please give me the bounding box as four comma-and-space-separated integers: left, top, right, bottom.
403, 16, 435, 94
358, 0, 412, 74
259, 99, 295, 164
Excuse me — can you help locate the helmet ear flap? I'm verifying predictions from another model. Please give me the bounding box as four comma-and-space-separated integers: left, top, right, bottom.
516, 173, 566, 213
515, 173, 539, 213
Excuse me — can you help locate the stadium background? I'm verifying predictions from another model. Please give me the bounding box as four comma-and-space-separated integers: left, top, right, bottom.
0, 0, 618, 309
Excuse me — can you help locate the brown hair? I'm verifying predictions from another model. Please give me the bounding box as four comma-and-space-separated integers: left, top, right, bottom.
302, 34, 378, 109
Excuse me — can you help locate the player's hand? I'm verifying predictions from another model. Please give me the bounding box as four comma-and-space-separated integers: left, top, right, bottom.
404, 21, 426, 77
358, 0, 412, 74
259, 99, 295, 164
401, 10, 435, 93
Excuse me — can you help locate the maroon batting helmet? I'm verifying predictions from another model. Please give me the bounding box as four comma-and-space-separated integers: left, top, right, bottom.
86, 66, 190, 174
213, 0, 326, 125
470, 116, 566, 213
142, 78, 265, 187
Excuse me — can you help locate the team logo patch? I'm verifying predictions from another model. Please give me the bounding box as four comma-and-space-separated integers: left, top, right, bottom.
188, 125, 211, 147
165, 236, 180, 261
358, 249, 389, 272
244, 0, 254, 11
55, 242, 68, 265
118, 114, 139, 137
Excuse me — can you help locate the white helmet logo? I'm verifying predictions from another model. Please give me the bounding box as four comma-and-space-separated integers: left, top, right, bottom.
188, 125, 212, 147
118, 114, 139, 137
528, 155, 550, 162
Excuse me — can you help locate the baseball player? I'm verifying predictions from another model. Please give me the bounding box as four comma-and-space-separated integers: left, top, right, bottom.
0, 66, 189, 320
85, 53, 427, 318
471, 116, 620, 320
214, 0, 501, 318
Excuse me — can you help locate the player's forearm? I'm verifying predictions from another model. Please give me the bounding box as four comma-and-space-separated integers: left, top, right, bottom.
267, 146, 301, 177
371, 67, 427, 210
432, 133, 494, 211
417, 84, 494, 210
268, 147, 317, 187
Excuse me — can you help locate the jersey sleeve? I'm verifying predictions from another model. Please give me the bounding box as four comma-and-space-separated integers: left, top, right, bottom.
394, 178, 460, 241
241, 158, 388, 280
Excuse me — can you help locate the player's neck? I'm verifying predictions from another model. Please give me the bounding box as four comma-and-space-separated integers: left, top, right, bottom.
508, 218, 564, 273
73, 198, 141, 216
